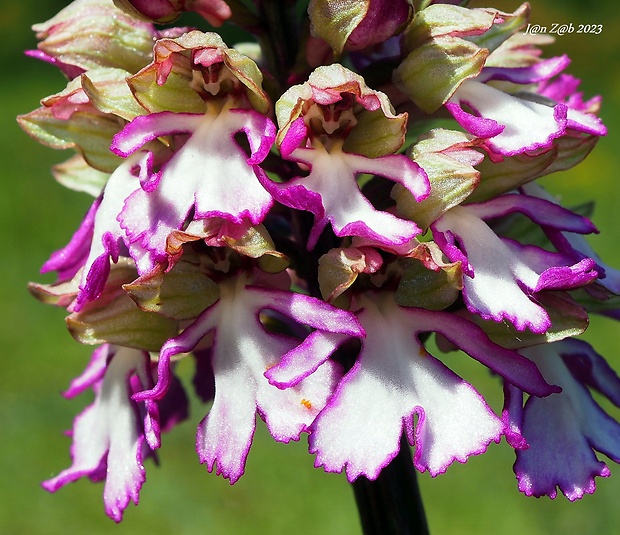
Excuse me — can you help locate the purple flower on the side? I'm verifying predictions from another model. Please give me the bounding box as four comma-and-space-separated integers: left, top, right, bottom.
505, 339, 620, 500
431, 193, 599, 332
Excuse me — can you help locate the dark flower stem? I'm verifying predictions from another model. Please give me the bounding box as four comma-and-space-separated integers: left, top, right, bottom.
352, 434, 430, 535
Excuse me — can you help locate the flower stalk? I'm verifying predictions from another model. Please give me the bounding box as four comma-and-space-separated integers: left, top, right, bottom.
353, 434, 429, 535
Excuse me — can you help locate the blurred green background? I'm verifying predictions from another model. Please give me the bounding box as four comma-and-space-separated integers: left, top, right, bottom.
1, 0, 618, 533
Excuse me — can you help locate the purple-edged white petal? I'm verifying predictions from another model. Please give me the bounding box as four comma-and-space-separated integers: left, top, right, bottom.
134, 276, 360, 483
63, 344, 110, 398
447, 79, 567, 155
309, 294, 504, 481
41, 197, 100, 282
432, 205, 549, 332
512, 340, 620, 500
43, 347, 153, 522
114, 107, 275, 267
262, 145, 429, 249
73, 153, 145, 310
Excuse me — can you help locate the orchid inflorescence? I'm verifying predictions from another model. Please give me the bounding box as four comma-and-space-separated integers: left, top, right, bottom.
19, 0, 620, 524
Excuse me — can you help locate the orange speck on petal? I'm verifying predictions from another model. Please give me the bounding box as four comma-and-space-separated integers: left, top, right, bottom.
419, 347, 429, 357
301, 399, 312, 409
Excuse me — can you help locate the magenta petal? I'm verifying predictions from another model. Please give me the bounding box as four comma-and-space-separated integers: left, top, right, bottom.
63, 345, 110, 399
265, 331, 350, 388
24, 49, 85, 79
41, 197, 100, 281
445, 102, 505, 138
448, 80, 567, 155
478, 55, 570, 85
110, 112, 203, 158
466, 194, 598, 235
280, 117, 308, 158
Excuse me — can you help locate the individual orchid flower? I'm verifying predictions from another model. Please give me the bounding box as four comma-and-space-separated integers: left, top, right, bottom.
262, 64, 430, 250
18, 68, 160, 309
46, 151, 162, 311
133, 271, 365, 483
395, 3, 606, 156
504, 339, 620, 500
445, 55, 606, 157
431, 193, 599, 332
111, 32, 276, 273
42, 344, 187, 522
267, 291, 558, 481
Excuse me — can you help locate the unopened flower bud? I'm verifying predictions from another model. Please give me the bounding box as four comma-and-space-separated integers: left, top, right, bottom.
113, 0, 231, 26
309, 0, 413, 54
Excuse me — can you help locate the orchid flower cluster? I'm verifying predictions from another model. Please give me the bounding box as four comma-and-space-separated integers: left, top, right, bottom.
19, 0, 620, 524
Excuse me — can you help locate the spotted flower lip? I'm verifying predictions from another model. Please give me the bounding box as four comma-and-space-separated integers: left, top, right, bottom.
506, 339, 620, 501
431, 194, 599, 332
267, 293, 558, 482
133, 276, 364, 483
111, 105, 276, 273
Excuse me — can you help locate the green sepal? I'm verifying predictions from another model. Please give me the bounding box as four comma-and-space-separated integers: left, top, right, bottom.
128, 63, 208, 114
81, 68, 147, 121
28, 279, 80, 308
52, 155, 110, 197
344, 106, 407, 159
466, 147, 558, 203
465, 292, 589, 349
17, 108, 123, 173
402, 5, 497, 52
307, 0, 367, 55
394, 36, 487, 113
571, 287, 620, 315
66, 262, 178, 351
33, 0, 157, 74
395, 257, 462, 310
67, 292, 178, 351
393, 129, 482, 229
466, 3, 530, 53
124, 259, 220, 321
